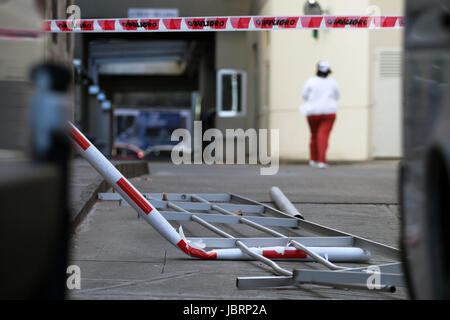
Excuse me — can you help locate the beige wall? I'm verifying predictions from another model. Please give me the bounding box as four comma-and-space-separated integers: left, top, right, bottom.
44, 0, 74, 66
251, 0, 272, 131
248, 0, 404, 161
215, 32, 250, 131
0, 1, 45, 82
196, 0, 403, 161
265, 0, 372, 161
0, 0, 74, 81
0, 1, 44, 149
0, 0, 75, 81
369, 0, 404, 158
0, 0, 74, 150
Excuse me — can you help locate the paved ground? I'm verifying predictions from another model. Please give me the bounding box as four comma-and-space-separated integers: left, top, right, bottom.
69, 158, 148, 228
68, 160, 408, 300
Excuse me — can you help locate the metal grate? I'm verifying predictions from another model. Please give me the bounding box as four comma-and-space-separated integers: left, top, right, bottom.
98, 191, 405, 291
379, 50, 402, 78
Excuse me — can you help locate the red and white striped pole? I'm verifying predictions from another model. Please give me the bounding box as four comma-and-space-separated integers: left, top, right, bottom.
69, 122, 183, 247
68, 122, 370, 262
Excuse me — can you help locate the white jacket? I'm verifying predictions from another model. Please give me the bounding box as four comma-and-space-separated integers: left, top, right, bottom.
300, 76, 340, 116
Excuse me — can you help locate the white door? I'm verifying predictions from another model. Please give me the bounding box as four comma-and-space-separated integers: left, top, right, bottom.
372, 48, 403, 158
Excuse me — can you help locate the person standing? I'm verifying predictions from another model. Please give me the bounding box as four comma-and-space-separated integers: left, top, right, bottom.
300, 61, 340, 169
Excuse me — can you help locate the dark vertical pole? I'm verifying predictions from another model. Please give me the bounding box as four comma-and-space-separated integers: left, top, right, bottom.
30, 63, 72, 299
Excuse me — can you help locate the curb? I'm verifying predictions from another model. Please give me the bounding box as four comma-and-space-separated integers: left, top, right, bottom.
70, 160, 149, 231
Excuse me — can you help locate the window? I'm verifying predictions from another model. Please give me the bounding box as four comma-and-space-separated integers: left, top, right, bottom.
217, 69, 247, 117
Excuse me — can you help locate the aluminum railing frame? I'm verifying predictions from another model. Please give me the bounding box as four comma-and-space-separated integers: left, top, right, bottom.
99, 191, 405, 291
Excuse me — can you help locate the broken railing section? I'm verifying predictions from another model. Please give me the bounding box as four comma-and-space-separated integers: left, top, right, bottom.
237, 263, 405, 292
70, 122, 405, 291
99, 191, 406, 291
69, 122, 366, 264
269, 186, 304, 219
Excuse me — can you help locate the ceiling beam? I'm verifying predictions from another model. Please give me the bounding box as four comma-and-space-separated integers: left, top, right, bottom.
99, 75, 199, 93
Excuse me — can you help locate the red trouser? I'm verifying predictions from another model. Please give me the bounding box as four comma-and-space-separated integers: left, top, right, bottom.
307, 113, 336, 163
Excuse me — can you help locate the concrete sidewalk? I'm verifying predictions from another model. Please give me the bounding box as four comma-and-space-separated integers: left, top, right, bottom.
69, 158, 149, 228
68, 160, 407, 300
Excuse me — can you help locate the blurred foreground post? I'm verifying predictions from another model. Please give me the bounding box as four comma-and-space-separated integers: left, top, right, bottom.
30, 63, 72, 299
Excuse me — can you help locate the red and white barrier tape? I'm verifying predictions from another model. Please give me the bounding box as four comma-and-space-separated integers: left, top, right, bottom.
46, 15, 404, 33
0, 27, 43, 39
69, 121, 370, 262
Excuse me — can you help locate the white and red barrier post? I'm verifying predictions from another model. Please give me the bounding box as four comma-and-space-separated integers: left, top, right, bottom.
68, 121, 370, 262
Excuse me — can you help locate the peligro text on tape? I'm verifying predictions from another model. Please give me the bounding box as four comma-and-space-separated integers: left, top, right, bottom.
0, 27, 43, 40
45, 15, 405, 33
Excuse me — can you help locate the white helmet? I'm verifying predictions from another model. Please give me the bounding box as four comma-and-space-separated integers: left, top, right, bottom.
317, 61, 331, 73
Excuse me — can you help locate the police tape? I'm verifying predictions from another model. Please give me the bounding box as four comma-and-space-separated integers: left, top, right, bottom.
44, 15, 404, 32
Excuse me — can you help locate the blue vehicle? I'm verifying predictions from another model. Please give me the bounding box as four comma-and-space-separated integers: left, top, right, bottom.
114, 109, 192, 156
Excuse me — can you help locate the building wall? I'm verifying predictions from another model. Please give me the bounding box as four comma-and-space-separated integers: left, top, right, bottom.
215, 32, 251, 131
213, 1, 272, 159
62, 0, 402, 161
252, 0, 273, 131
44, 0, 75, 65
0, 0, 45, 150
369, 0, 404, 158
244, 0, 404, 161
215, 0, 272, 133
0, 0, 74, 151
265, 0, 372, 161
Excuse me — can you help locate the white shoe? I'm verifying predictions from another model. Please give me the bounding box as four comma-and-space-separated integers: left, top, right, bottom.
309, 160, 318, 167
317, 162, 329, 169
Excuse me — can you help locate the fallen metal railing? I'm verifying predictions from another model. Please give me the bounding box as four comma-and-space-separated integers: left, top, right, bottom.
69, 121, 405, 292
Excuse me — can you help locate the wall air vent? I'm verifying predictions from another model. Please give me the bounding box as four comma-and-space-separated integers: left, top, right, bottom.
379, 50, 402, 78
